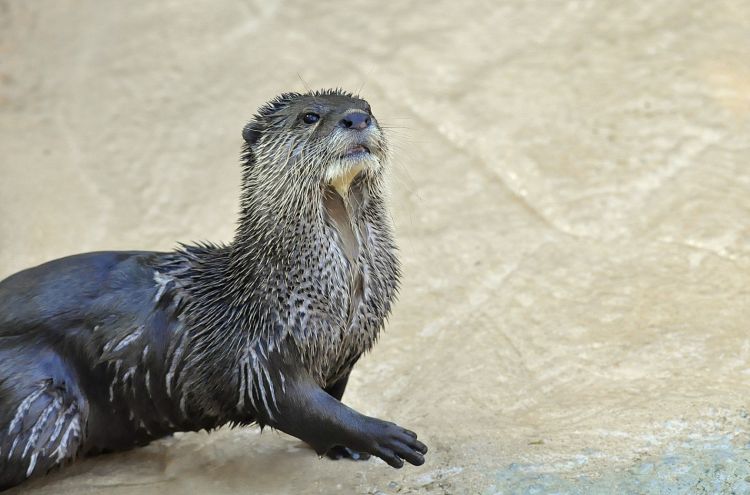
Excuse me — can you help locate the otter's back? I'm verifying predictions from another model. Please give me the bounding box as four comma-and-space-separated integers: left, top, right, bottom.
0, 251, 165, 337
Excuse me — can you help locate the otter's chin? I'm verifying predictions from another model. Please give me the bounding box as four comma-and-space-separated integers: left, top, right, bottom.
327, 162, 365, 198
325, 143, 380, 196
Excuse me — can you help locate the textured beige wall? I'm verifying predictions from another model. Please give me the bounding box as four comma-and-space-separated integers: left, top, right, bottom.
2, 1, 750, 494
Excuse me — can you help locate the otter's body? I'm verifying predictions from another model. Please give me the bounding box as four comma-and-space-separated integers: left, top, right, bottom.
0, 90, 426, 490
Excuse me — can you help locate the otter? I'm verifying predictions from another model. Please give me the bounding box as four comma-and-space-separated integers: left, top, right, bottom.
0, 89, 427, 490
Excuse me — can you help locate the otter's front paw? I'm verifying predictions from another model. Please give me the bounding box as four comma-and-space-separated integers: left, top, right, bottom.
326, 445, 371, 461
364, 420, 428, 468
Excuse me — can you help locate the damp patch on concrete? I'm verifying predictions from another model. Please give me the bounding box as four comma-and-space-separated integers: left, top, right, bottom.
486, 436, 750, 495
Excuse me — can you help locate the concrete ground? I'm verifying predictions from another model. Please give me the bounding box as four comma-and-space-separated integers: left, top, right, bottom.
2, 1, 750, 493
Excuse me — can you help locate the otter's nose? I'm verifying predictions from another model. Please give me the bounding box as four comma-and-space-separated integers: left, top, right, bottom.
339, 111, 371, 131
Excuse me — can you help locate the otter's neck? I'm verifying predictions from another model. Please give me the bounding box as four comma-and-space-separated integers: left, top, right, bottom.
227, 178, 366, 287
323, 184, 361, 267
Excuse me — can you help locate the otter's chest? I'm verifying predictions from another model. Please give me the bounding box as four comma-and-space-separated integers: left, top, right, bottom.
302, 220, 394, 384
318, 189, 368, 327
318, 220, 369, 333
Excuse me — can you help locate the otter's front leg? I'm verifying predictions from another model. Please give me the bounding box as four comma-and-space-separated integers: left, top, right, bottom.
324, 372, 350, 401
323, 372, 370, 461
264, 370, 427, 468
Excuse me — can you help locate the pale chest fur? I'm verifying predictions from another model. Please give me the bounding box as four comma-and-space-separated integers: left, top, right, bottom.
285, 210, 399, 387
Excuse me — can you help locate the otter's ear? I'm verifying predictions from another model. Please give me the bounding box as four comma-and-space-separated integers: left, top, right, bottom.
242, 122, 262, 146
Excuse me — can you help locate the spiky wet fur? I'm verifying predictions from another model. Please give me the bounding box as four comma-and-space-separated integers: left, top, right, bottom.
0, 89, 402, 489
155, 88, 399, 424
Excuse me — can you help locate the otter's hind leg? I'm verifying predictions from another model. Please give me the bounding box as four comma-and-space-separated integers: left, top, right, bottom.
0, 379, 86, 490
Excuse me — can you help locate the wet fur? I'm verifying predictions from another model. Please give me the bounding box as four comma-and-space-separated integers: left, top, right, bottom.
0, 89, 426, 490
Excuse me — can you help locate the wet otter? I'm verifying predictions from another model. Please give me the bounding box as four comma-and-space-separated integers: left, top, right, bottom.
0, 89, 427, 490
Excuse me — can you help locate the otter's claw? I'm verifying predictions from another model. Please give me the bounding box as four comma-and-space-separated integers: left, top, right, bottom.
366, 420, 428, 468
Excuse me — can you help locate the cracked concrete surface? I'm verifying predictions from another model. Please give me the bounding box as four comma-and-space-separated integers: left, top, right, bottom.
1, 1, 750, 493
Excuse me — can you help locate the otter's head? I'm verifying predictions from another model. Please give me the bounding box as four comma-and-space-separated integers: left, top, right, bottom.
241, 89, 387, 199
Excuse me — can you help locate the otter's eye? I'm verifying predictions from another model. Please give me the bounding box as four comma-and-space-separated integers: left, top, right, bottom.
302, 112, 320, 124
